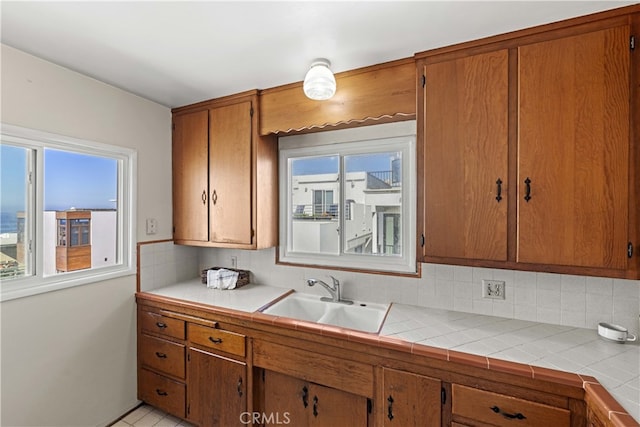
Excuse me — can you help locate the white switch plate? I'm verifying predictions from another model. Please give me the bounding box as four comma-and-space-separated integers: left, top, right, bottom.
146, 218, 157, 235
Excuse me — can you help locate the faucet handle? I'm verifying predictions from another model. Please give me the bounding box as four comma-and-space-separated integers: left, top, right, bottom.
329, 275, 339, 287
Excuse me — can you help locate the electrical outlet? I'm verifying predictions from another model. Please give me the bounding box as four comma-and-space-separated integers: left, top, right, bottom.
230, 256, 237, 269
482, 279, 505, 299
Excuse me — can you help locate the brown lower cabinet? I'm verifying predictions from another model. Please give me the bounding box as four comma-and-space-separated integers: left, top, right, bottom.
137, 297, 632, 427
380, 367, 442, 426
263, 370, 368, 426
187, 347, 247, 426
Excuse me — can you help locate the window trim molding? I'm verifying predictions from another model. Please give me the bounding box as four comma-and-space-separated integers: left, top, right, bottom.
278, 121, 417, 274
0, 124, 137, 301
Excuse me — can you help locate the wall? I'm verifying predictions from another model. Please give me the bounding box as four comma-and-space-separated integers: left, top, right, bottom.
198, 247, 640, 338
0, 44, 172, 426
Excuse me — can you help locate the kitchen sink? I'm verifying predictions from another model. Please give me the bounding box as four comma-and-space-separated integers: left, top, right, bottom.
261, 293, 389, 333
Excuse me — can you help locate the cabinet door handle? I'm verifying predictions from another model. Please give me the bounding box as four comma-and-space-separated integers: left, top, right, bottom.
387, 395, 394, 420
201, 190, 207, 205
208, 337, 223, 344
312, 396, 319, 417
491, 405, 526, 420
301, 386, 309, 408
155, 389, 168, 396
496, 178, 503, 202
237, 377, 243, 397
212, 190, 218, 205
155, 321, 167, 329
155, 352, 167, 359
524, 177, 532, 202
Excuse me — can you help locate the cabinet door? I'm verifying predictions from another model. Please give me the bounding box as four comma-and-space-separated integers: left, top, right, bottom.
187, 347, 247, 427
263, 370, 309, 426
263, 370, 368, 427
517, 25, 630, 269
173, 110, 209, 242
381, 367, 441, 427
423, 49, 509, 261
209, 101, 253, 245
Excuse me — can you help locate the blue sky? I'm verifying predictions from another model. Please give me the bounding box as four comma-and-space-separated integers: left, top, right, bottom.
1, 144, 117, 213
292, 152, 396, 175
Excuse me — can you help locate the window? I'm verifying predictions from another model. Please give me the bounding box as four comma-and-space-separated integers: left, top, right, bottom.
0, 124, 136, 301
279, 121, 416, 273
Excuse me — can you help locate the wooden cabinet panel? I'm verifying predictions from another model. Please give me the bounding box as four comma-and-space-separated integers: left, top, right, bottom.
517, 25, 630, 269
452, 384, 570, 427
259, 59, 415, 135
187, 347, 247, 427
422, 49, 509, 261
188, 323, 246, 358
253, 339, 374, 398
139, 334, 185, 379
139, 368, 186, 418
173, 110, 209, 242
209, 101, 253, 245
381, 367, 441, 426
139, 310, 185, 340
263, 370, 368, 427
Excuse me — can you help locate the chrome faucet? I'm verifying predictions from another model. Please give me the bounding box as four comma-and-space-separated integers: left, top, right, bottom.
306, 276, 353, 305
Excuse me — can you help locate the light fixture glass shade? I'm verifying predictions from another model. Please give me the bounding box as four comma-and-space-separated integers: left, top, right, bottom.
303, 58, 336, 100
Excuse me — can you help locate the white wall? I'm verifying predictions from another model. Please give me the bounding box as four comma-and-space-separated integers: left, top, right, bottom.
0, 44, 172, 426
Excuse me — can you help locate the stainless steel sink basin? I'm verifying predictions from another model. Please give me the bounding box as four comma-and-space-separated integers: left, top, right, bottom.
261, 293, 389, 333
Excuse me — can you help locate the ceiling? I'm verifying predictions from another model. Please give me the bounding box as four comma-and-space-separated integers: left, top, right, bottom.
1, 1, 635, 108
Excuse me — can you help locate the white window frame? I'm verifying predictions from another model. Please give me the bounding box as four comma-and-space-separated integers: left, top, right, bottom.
279, 121, 416, 274
0, 124, 137, 301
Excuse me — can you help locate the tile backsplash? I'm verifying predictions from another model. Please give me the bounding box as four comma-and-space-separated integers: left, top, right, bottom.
139, 242, 640, 337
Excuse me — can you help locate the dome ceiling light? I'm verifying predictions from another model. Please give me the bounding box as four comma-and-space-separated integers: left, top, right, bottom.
303, 58, 336, 101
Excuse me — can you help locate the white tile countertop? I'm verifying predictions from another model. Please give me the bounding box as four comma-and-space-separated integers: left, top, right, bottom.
144, 282, 639, 423
380, 303, 640, 422
147, 278, 293, 313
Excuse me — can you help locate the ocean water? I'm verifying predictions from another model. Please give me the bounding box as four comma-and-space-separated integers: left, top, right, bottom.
1, 212, 18, 234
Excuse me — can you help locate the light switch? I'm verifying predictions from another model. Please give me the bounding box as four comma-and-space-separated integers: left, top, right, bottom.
146, 218, 157, 235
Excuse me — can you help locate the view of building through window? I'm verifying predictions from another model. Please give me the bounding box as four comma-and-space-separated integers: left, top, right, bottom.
289, 151, 402, 256
0, 144, 118, 279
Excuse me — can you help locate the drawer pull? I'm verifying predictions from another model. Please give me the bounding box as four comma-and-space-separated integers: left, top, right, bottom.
208, 337, 223, 344
302, 386, 309, 408
387, 395, 394, 420
155, 322, 167, 329
237, 377, 243, 397
313, 396, 319, 417
156, 389, 168, 396
490, 406, 526, 420
155, 352, 167, 359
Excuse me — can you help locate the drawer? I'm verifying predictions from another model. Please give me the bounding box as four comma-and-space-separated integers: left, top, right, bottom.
188, 323, 246, 358
140, 334, 185, 379
452, 384, 570, 427
139, 309, 185, 340
138, 368, 185, 418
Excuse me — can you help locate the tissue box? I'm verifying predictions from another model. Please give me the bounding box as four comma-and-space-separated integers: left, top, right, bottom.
201, 267, 250, 288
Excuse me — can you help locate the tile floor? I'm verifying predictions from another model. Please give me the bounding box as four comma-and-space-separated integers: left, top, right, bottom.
110, 404, 194, 427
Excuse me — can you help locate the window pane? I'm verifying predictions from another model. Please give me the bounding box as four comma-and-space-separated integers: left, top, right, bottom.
45, 149, 117, 275
290, 155, 339, 254
0, 144, 30, 279
344, 152, 402, 256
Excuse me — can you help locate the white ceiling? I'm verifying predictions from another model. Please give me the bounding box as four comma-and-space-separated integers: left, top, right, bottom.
1, 1, 634, 108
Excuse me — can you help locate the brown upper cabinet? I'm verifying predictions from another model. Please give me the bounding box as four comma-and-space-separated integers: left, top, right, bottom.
172, 90, 278, 249
418, 7, 640, 279
259, 58, 416, 135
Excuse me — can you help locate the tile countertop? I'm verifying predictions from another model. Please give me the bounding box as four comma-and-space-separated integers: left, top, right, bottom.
380, 304, 640, 423
146, 281, 639, 423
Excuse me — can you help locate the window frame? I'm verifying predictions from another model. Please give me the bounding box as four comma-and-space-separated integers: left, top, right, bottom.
0, 124, 137, 301
278, 121, 416, 274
